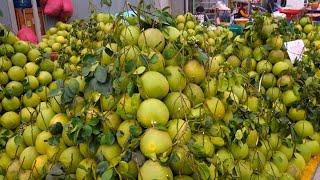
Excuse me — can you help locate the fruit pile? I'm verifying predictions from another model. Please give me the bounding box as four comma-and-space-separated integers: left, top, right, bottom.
1, 4, 320, 180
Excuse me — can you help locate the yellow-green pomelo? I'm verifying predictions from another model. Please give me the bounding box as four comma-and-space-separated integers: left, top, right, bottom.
6, 136, 27, 159
76, 158, 97, 180
139, 71, 169, 100
164, 92, 191, 119
120, 26, 141, 45
0, 153, 12, 170
183, 83, 205, 107
183, 60, 206, 85
268, 50, 284, 64
8, 66, 25, 81
140, 128, 172, 157
35, 131, 52, 154
138, 160, 173, 180
0, 111, 20, 129
59, 147, 84, 173
137, 98, 169, 127
27, 48, 41, 62
288, 107, 306, 121
5, 81, 23, 97
5, 160, 21, 180
138, 28, 165, 52
23, 124, 41, 146
164, 66, 187, 92
203, 97, 225, 120
13, 40, 30, 54
11, 52, 27, 67
46, 138, 67, 161
36, 108, 56, 131
97, 143, 121, 165
116, 120, 138, 147
22, 92, 41, 108
32, 155, 50, 178
167, 119, 191, 144
282, 89, 300, 107
1, 96, 20, 111
193, 133, 215, 157
19, 146, 39, 169
24, 62, 39, 76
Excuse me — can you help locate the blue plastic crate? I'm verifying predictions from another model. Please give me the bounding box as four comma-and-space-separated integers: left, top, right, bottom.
13, 0, 32, 8
13, 0, 40, 8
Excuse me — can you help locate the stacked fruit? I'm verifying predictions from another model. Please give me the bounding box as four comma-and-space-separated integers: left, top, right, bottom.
1, 6, 320, 180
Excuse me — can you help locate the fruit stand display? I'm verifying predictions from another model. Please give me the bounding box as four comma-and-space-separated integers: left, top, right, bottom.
1, 2, 320, 179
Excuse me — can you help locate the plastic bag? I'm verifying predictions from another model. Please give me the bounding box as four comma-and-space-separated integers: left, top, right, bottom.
44, 0, 63, 17
17, 25, 38, 44
58, 0, 74, 22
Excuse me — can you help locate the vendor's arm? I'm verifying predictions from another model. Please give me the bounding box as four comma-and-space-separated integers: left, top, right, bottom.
239, 9, 250, 18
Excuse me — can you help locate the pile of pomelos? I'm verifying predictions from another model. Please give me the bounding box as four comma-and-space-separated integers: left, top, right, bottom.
1, 5, 320, 180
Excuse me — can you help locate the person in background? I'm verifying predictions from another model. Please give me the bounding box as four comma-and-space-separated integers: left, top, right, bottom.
194, 6, 209, 24
238, 2, 251, 18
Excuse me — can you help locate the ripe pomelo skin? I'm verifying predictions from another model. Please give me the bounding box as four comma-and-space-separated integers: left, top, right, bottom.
164, 92, 191, 119
137, 98, 169, 127
0, 111, 20, 129
183, 83, 205, 107
6, 136, 27, 159
117, 120, 138, 147
35, 131, 53, 154
140, 128, 173, 157
167, 119, 191, 144
59, 146, 84, 173
19, 146, 39, 170
164, 66, 187, 92
117, 94, 142, 120
120, 26, 141, 46
32, 155, 50, 178
203, 97, 225, 120
23, 124, 41, 146
138, 28, 165, 52
183, 60, 206, 85
138, 160, 173, 180
97, 143, 121, 165
139, 71, 169, 100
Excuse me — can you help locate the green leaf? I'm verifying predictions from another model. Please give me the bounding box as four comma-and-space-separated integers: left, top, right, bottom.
96, 161, 109, 176
218, 77, 229, 92
197, 162, 210, 180
49, 122, 63, 135
95, 66, 107, 83
133, 66, 146, 75
47, 88, 61, 98
168, 151, 180, 164
48, 137, 60, 146
127, 81, 135, 97
14, 135, 23, 145
67, 79, 80, 95
100, 131, 115, 145
150, 54, 159, 64
0, 10, 3, 17
155, 124, 167, 131
140, 54, 149, 66
82, 66, 92, 77
101, 169, 113, 180
177, 53, 184, 65
129, 125, 143, 138
56, 79, 64, 88
83, 54, 96, 66
81, 125, 93, 140
88, 117, 100, 126
125, 60, 136, 74
262, 44, 273, 51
